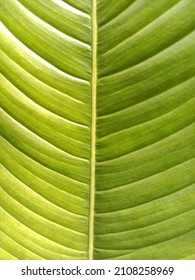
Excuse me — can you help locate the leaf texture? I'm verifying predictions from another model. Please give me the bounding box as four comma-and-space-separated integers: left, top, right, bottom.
0, 0, 195, 260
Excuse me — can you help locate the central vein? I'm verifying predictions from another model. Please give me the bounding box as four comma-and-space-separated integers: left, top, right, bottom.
89, 0, 97, 260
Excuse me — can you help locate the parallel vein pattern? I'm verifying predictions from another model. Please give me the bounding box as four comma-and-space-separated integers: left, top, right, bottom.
0, 0, 91, 260
95, 0, 195, 259
0, 0, 195, 260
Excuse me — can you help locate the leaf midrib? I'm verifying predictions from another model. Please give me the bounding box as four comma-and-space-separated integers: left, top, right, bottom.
89, 0, 97, 260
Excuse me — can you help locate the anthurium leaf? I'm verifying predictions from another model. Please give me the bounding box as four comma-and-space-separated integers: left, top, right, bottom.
0, 0, 195, 260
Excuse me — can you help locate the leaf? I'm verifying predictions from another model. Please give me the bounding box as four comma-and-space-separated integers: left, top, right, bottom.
0, 0, 195, 260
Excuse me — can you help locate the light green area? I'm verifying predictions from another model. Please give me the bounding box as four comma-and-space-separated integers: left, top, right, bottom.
0, 0, 195, 260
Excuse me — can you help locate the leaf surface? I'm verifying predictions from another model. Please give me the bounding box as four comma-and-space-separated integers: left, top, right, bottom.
0, 0, 195, 260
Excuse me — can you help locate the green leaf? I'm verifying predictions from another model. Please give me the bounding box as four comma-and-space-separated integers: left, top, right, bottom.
0, 0, 195, 260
